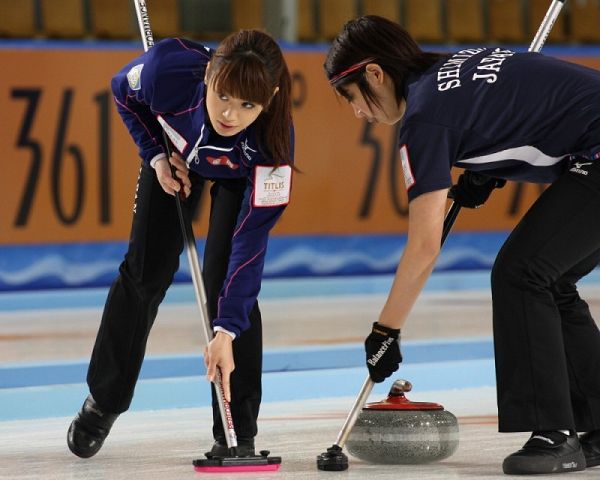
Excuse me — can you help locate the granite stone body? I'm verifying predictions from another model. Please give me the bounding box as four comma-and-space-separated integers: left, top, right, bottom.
346, 379, 458, 464
346, 405, 459, 464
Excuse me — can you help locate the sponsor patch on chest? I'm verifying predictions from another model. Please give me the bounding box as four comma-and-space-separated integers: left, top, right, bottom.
254, 165, 292, 207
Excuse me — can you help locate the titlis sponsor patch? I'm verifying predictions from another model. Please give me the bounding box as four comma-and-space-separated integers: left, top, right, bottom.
253, 165, 292, 207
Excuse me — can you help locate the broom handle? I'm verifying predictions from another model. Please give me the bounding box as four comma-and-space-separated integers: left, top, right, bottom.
530, 0, 566, 53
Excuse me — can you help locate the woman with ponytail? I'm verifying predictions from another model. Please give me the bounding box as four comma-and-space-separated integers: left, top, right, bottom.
67, 29, 294, 459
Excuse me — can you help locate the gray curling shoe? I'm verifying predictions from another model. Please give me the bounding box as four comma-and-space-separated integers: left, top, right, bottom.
67, 395, 119, 458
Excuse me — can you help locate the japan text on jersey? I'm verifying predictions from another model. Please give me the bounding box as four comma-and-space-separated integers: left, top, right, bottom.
398, 48, 600, 201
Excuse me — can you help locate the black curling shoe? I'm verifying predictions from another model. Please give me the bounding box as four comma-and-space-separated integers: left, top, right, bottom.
67, 395, 119, 458
208, 437, 255, 457
503, 431, 586, 475
580, 430, 600, 468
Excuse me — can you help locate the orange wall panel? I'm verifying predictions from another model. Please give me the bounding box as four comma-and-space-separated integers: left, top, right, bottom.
1, 48, 599, 245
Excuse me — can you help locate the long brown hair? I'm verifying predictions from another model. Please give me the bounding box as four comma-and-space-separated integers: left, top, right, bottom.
206, 29, 293, 168
325, 15, 445, 110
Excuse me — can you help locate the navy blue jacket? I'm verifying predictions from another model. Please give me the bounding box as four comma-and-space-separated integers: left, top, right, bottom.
399, 48, 600, 201
111, 38, 294, 337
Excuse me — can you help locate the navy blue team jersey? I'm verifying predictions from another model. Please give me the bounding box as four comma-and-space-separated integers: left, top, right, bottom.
399, 47, 600, 201
111, 38, 294, 337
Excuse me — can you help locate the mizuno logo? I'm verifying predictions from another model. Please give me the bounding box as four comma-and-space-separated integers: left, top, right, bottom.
569, 161, 593, 176
573, 162, 592, 169
241, 139, 257, 161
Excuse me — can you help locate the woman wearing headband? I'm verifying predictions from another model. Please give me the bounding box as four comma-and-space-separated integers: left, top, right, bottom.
325, 15, 600, 475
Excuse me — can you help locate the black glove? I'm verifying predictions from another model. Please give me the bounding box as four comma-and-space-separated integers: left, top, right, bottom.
365, 322, 402, 383
448, 170, 506, 208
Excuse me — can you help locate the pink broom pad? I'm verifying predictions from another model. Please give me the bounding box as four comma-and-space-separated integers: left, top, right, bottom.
193, 452, 282, 472
194, 464, 281, 473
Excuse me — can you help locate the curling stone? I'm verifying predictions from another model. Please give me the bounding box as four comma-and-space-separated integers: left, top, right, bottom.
346, 379, 459, 464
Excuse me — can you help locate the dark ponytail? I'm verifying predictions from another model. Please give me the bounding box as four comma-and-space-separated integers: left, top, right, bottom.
207, 30, 293, 168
